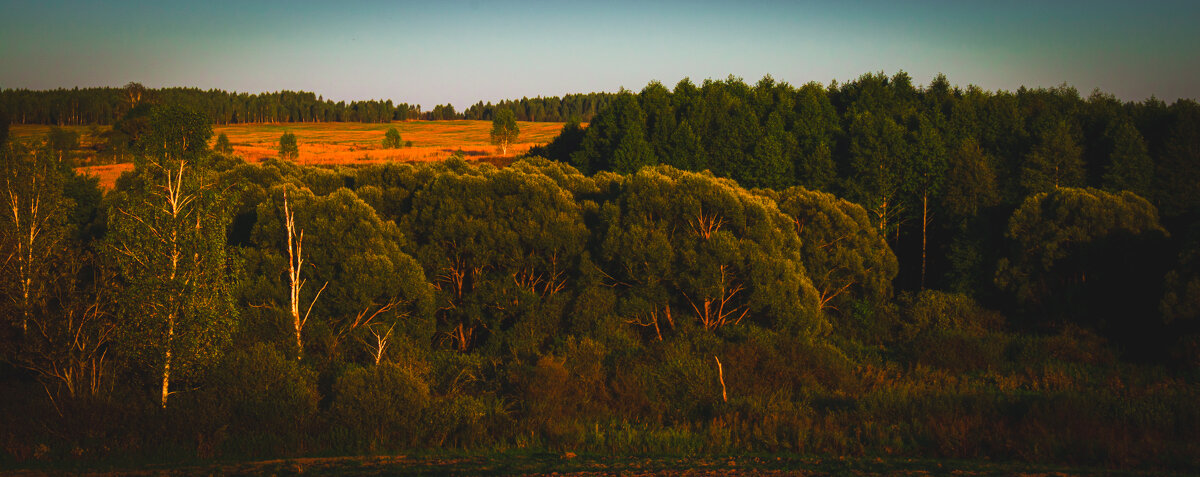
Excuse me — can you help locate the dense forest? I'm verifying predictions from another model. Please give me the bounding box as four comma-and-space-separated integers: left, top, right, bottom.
0, 84, 616, 125
537, 73, 1200, 344
0, 74, 1198, 470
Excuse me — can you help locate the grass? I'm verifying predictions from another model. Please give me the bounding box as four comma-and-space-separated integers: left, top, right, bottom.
8, 120, 569, 190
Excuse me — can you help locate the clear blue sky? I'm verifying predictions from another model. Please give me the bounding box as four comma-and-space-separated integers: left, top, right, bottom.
1, 0, 1197, 109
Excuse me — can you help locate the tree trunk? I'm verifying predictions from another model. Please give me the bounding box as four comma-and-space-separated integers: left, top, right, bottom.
161, 313, 173, 408
921, 191, 929, 290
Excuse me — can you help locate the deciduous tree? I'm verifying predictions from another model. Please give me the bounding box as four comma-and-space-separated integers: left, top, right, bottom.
598, 166, 823, 340
490, 109, 519, 155
214, 132, 233, 155
382, 127, 402, 149
105, 105, 236, 408
279, 131, 299, 161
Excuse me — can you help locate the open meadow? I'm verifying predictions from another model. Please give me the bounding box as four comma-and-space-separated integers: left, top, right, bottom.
9, 120, 567, 189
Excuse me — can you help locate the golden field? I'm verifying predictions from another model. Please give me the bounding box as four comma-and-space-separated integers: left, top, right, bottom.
9, 120, 568, 189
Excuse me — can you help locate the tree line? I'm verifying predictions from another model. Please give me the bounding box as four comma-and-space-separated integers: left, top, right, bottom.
0, 84, 616, 126
536, 73, 1200, 343
0, 89, 1198, 468
461, 93, 617, 122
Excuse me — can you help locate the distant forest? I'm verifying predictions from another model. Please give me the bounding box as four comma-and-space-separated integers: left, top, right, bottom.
0, 85, 616, 125
537, 73, 1200, 300
1, 73, 1198, 469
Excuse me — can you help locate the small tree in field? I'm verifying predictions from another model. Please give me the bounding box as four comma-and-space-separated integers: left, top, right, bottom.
382, 127, 402, 149
279, 132, 299, 161
214, 133, 233, 155
490, 109, 519, 155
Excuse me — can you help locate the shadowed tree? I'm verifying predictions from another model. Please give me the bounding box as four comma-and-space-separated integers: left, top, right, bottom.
942, 138, 1002, 295
902, 114, 949, 288
1153, 100, 1200, 217
1100, 120, 1153, 197
47, 127, 79, 165
792, 82, 839, 191
539, 118, 586, 163
572, 91, 654, 174
0, 110, 9, 145
1020, 120, 1085, 194
997, 187, 1168, 334
844, 110, 908, 238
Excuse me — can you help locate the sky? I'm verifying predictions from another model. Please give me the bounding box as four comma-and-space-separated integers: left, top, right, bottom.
1, 0, 1198, 109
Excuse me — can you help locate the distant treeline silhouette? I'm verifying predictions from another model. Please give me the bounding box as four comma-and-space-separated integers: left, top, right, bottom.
0, 84, 616, 125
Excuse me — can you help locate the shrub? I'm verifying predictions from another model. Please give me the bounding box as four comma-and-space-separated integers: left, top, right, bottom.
328, 363, 431, 451
191, 343, 319, 457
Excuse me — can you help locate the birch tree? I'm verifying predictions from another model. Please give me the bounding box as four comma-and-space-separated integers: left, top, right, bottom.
106, 105, 236, 408
249, 186, 432, 364
0, 142, 71, 336
489, 109, 519, 155
282, 188, 324, 360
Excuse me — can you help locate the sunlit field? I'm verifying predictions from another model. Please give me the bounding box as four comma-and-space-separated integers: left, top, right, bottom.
212, 120, 565, 164
10, 121, 567, 189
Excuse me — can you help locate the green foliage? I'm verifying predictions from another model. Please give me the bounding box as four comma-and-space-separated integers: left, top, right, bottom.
597, 166, 824, 338
943, 139, 999, 218
489, 108, 519, 154
0, 141, 77, 363
213, 132, 233, 155
398, 162, 589, 355
537, 118, 586, 162
997, 187, 1167, 327
571, 91, 654, 174
1100, 120, 1153, 197
902, 290, 1004, 338
382, 127, 402, 149
46, 127, 79, 164
278, 131, 298, 160
1020, 120, 1085, 194
1153, 100, 1200, 216
104, 105, 236, 407
138, 105, 212, 164
844, 110, 908, 235
247, 186, 433, 363
6, 76, 1200, 468
193, 343, 318, 457
329, 363, 431, 451
763, 186, 898, 325
792, 82, 839, 190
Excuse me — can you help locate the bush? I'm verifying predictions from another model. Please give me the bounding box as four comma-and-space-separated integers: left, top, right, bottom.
190, 343, 318, 458
902, 290, 1004, 338
328, 363, 431, 451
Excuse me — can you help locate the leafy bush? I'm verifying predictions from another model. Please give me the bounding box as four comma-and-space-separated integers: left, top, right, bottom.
190, 343, 318, 457
328, 363, 431, 451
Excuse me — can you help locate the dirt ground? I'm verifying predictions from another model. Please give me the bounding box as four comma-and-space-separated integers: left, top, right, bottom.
6, 453, 1175, 476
